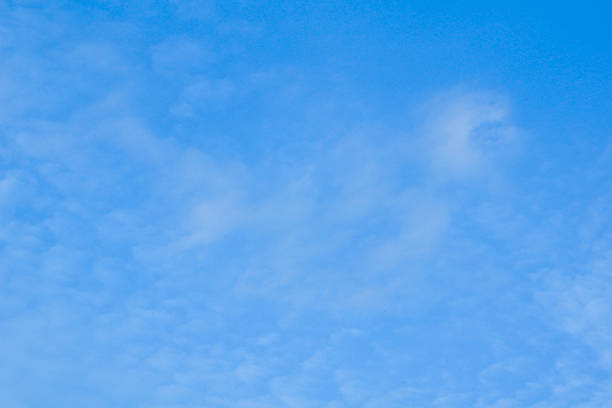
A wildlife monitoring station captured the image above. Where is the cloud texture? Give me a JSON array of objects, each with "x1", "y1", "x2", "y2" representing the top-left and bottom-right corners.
[{"x1": 1, "y1": 1, "x2": 611, "y2": 407}]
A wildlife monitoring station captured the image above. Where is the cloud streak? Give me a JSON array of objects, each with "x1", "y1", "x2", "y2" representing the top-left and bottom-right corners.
[{"x1": 1, "y1": 2, "x2": 610, "y2": 408}]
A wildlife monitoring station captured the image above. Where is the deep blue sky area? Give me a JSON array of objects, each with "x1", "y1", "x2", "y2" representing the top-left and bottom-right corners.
[{"x1": 1, "y1": 1, "x2": 611, "y2": 407}]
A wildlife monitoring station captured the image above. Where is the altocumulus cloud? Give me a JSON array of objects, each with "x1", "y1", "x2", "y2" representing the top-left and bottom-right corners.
[{"x1": 1, "y1": 1, "x2": 612, "y2": 408}]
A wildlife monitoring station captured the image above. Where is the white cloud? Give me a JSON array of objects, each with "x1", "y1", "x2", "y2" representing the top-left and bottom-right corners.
[
  {"x1": 423, "y1": 89, "x2": 518, "y2": 179},
  {"x1": 7, "y1": 6, "x2": 593, "y2": 408},
  {"x1": 171, "y1": 77, "x2": 236, "y2": 116}
]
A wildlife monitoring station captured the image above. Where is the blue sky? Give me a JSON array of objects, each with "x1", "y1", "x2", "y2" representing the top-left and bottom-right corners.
[{"x1": 1, "y1": 1, "x2": 612, "y2": 407}]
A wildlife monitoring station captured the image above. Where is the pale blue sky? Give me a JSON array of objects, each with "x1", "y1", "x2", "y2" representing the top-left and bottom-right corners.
[{"x1": 1, "y1": 1, "x2": 612, "y2": 407}]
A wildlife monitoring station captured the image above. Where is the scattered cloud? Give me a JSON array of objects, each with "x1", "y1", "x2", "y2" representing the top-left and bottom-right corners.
[{"x1": 1, "y1": 2, "x2": 609, "y2": 407}]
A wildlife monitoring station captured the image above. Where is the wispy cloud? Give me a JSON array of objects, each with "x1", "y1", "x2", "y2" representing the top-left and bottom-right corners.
[{"x1": 1, "y1": 1, "x2": 610, "y2": 407}]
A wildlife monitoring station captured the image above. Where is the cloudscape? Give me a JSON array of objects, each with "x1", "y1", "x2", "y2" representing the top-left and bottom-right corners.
[{"x1": 1, "y1": 1, "x2": 611, "y2": 407}]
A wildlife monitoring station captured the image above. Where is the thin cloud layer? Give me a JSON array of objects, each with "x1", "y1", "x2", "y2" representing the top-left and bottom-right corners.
[{"x1": 1, "y1": 2, "x2": 611, "y2": 408}]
